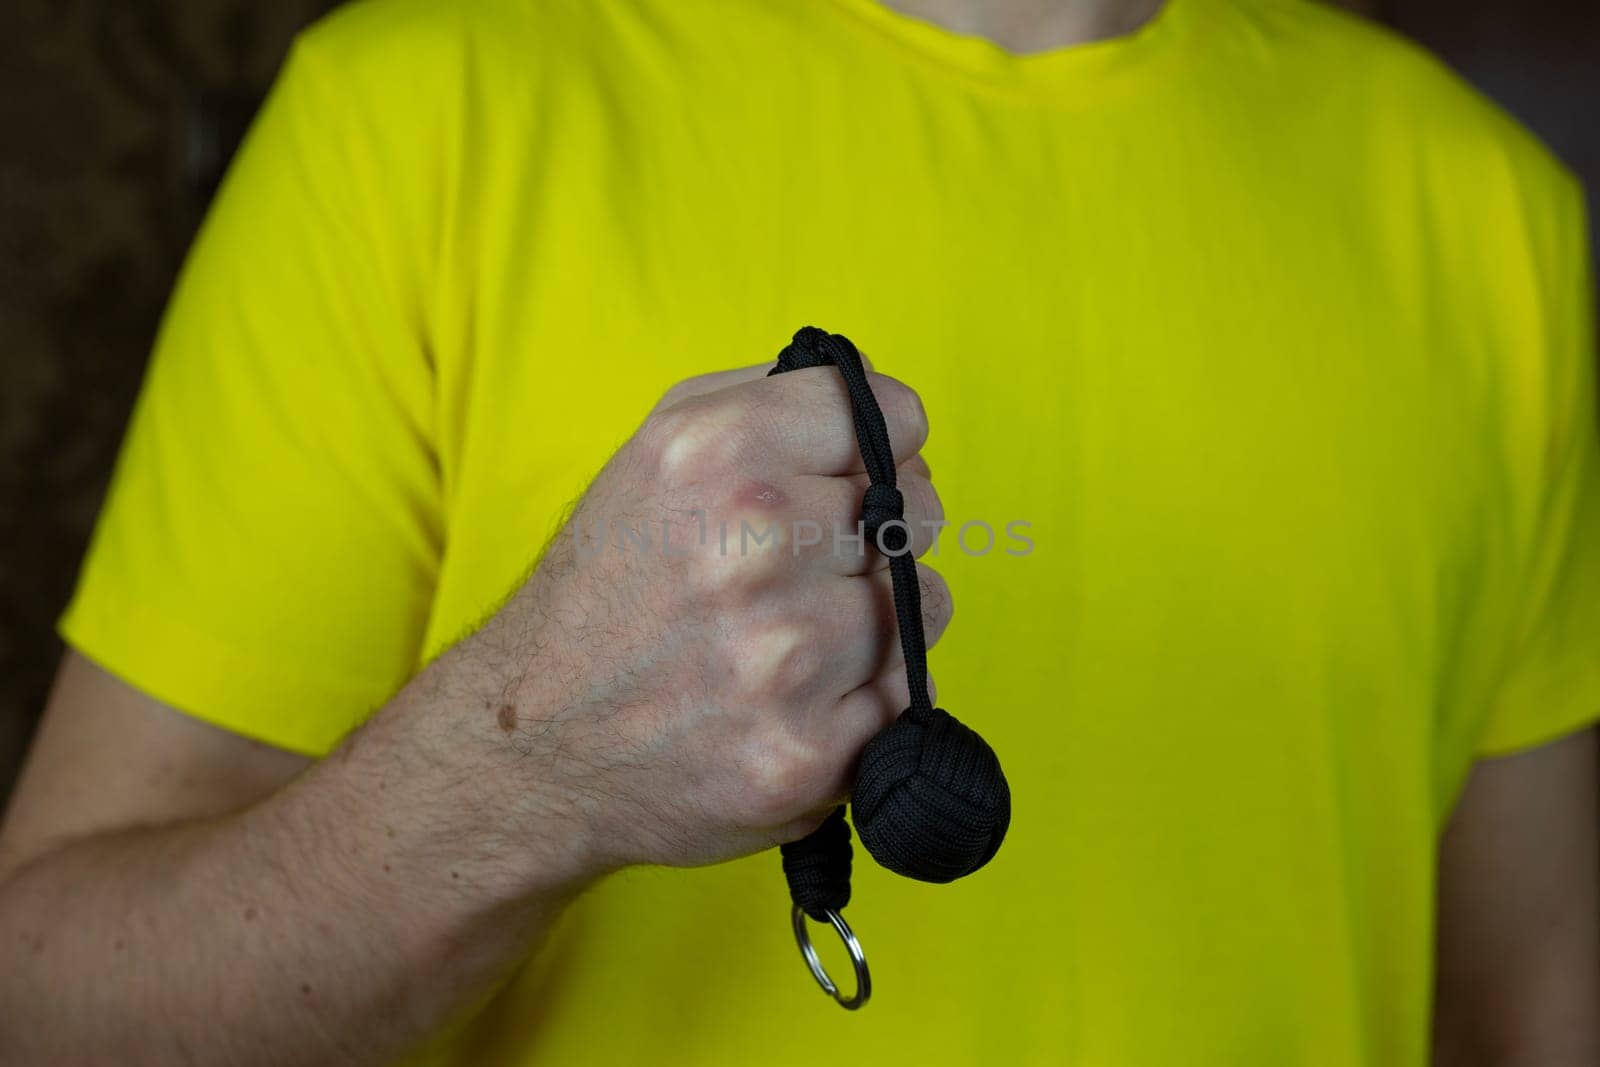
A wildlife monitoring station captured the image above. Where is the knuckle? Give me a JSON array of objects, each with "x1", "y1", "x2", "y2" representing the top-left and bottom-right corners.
[
  {"x1": 720, "y1": 481, "x2": 792, "y2": 557},
  {"x1": 685, "y1": 548, "x2": 768, "y2": 603},
  {"x1": 724, "y1": 477, "x2": 791, "y2": 513},
  {"x1": 636, "y1": 408, "x2": 686, "y2": 469},
  {"x1": 729, "y1": 625, "x2": 818, "y2": 700},
  {"x1": 743, "y1": 731, "x2": 827, "y2": 822},
  {"x1": 683, "y1": 517, "x2": 788, "y2": 602},
  {"x1": 727, "y1": 515, "x2": 788, "y2": 571},
  {"x1": 640, "y1": 401, "x2": 742, "y2": 484}
]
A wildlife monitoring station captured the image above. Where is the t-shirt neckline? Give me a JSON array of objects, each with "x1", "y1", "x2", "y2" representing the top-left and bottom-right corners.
[{"x1": 816, "y1": 0, "x2": 1210, "y2": 100}]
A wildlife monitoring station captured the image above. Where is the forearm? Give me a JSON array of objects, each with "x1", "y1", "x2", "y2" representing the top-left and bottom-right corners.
[
  {"x1": 0, "y1": 361, "x2": 939, "y2": 1062},
  {"x1": 0, "y1": 672, "x2": 591, "y2": 1067},
  {"x1": 1433, "y1": 1023, "x2": 1600, "y2": 1067},
  {"x1": 1432, "y1": 728, "x2": 1600, "y2": 1067},
  {"x1": 1432, "y1": 944, "x2": 1600, "y2": 1067}
]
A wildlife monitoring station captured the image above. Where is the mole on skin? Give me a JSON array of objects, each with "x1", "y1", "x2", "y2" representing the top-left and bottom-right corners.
[{"x1": 497, "y1": 703, "x2": 518, "y2": 733}]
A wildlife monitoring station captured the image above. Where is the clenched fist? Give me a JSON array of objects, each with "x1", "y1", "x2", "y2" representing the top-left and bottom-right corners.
[{"x1": 421, "y1": 364, "x2": 951, "y2": 881}]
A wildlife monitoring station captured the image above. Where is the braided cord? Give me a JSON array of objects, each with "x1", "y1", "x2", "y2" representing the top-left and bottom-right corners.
[{"x1": 772, "y1": 327, "x2": 1013, "y2": 924}]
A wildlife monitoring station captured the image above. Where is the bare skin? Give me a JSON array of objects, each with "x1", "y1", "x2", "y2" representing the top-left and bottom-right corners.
[
  {"x1": 882, "y1": 0, "x2": 1168, "y2": 53},
  {"x1": 0, "y1": 364, "x2": 950, "y2": 1065},
  {"x1": 1433, "y1": 727, "x2": 1600, "y2": 1067},
  {"x1": 1, "y1": 3, "x2": 1595, "y2": 1064}
]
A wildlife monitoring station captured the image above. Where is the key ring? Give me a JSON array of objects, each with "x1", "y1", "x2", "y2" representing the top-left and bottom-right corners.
[{"x1": 790, "y1": 903, "x2": 872, "y2": 1010}]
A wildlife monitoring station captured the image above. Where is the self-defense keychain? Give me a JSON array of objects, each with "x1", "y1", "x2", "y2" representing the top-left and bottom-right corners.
[{"x1": 770, "y1": 327, "x2": 1012, "y2": 1010}]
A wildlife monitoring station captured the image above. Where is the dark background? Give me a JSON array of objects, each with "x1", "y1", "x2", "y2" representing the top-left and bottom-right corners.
[{"x1": 1, "y1": 0, "x2": 1596, "y2": 796}]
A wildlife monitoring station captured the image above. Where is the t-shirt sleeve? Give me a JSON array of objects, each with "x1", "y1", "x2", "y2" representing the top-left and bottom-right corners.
[
  {"x1": 58, "y1": 20, "x2": 444, "y2": 757},
  {"x1": 1476, "y1": 175, "x2": 1600, "y2": 757}
]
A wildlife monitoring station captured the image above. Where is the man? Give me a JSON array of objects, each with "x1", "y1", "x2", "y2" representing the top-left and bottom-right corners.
[{"x1": 1, "y1": 0, "x2": 1596, "y2": 1062}]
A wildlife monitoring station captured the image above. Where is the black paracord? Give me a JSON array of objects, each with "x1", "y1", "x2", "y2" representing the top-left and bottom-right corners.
[{"x1": 770, "y1": 327, "x2": 1012, "y2": 1005}]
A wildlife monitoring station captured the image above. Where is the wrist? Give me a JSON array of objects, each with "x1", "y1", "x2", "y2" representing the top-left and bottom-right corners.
[{"x1": 348, "y1": 649, "x2": 609, "y2": 902}]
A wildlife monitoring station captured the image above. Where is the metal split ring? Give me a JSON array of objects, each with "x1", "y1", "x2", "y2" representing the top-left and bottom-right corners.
[{"x1": 790, "y1": 903, "x2": 871, "y2": 1010}]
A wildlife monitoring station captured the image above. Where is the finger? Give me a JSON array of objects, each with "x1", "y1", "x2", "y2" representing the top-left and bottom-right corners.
[
  {"x1": 727, "y1": 368, "x2": 929, "y2": 477},
  {"x1": 806, "y1": 563, "x2": 954, "y2": 700},
  {"x1": 785, "y1": 471, "x2": 945, "y2": 575},
  {"x1": 798, "y1": 670, "x2": 939, "y2": 806},
  {"x1": 654, "y1": 345, "x2": 881, "y2": 414},
  {"x1": 652, "y1": 363, "x2": 773, "y2": 412}
]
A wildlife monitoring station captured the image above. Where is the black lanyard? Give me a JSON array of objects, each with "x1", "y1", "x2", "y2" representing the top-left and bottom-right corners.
[{"x1": 770, "y1": 326, "x2": 1012, "y2": 1009}]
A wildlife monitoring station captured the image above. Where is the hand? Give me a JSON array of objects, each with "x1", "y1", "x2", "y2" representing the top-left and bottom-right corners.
[{"x1": 435, "y1": 364, "x2": 951, "y2": 880}]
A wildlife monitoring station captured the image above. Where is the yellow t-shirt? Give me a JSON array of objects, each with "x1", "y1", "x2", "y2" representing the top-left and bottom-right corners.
[{"x1": 60, "y1": 0, "x2": 1600, "y2": 1062}]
